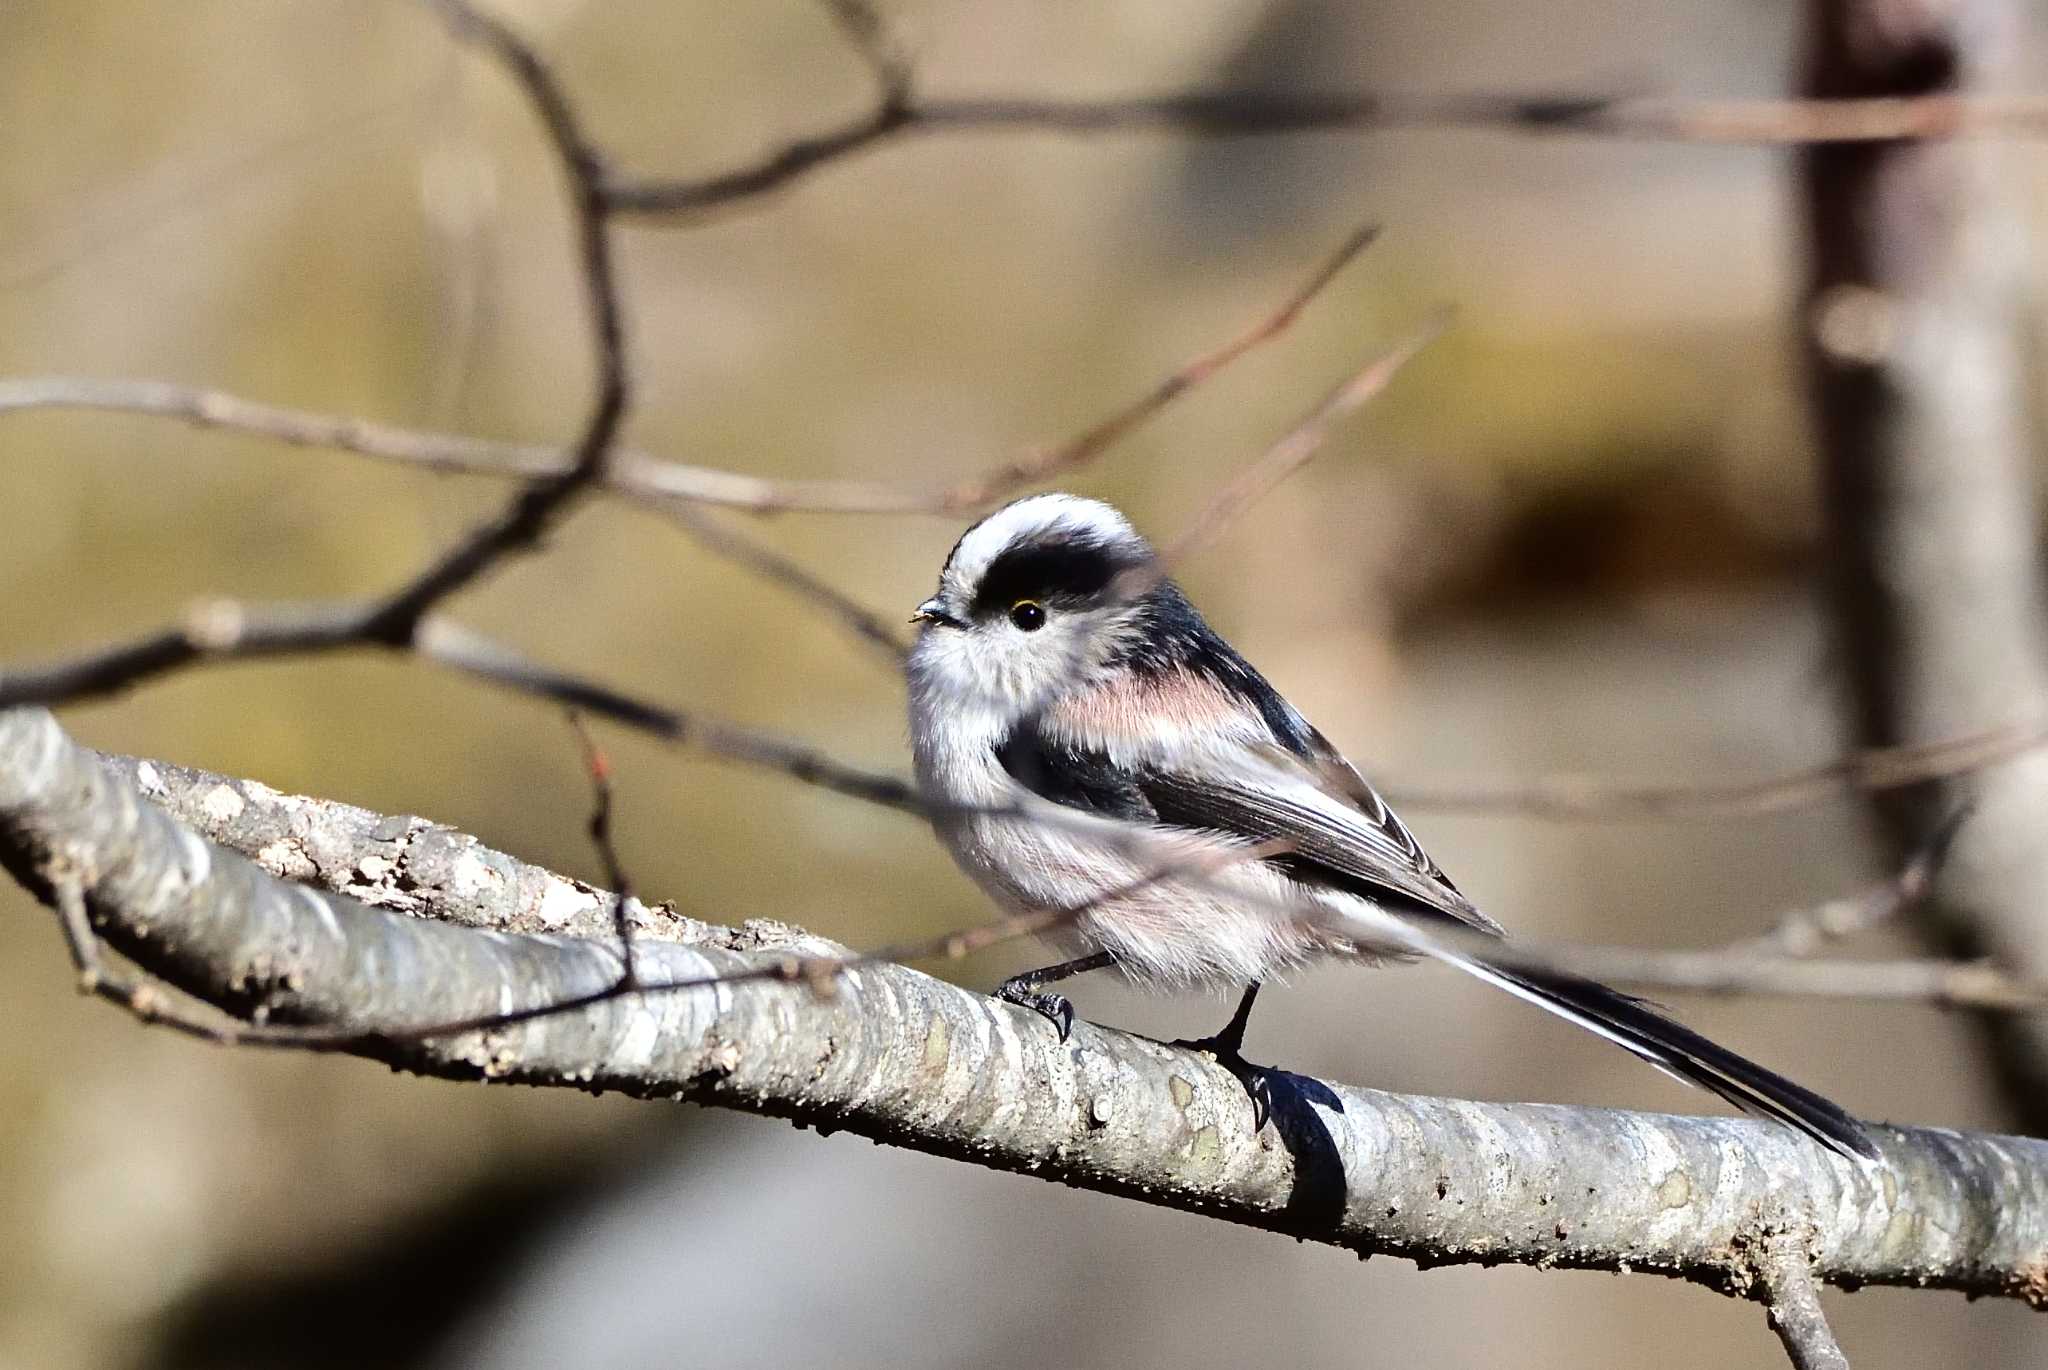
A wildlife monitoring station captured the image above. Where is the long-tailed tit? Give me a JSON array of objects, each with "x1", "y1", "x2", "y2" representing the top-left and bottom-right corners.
[{"x1": 907, "y1": 493, "x2": 1873, "y2": 1158}]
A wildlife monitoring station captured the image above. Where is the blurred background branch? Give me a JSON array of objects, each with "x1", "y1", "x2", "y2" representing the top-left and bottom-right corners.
[
  {"x1": 604, "y1": 90, "x2": 2048, "y2": 219},
  {"x1": 1800, "y1": 0, "x2": 2048, "y2": 1134},
  {"x1": 0, "y1": 220, "x2": 1382, "y2": 518}
]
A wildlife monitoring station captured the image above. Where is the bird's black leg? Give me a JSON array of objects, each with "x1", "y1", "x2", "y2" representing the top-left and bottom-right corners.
[
  {"x1": 995, "y1": 951, "x2": 1115, "y2": 1041},
  {"x1": 1172, "y1": 982, "x2": 1271, "y2": 1126},
  {"x1": 1204, "y1": 981, "x2": 1261, "y2": 1058}
]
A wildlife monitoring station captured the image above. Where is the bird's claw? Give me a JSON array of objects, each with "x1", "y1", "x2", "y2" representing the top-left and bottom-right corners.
[{"x1": 996, "y1": 976, "x2": 1077, "y2": 1041}]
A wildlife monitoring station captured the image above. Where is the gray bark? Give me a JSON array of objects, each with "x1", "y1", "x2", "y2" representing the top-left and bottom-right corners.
[
  {"x1": 3, "y1": 707, "x2": 2047, "y2": 1308},
  {"x1": 1799, "y1": 0, "x2": 2048, "y2": 1126},
  {"x1": 1760, "y1": 1236, "x2": 1855, "y2": 1370}
]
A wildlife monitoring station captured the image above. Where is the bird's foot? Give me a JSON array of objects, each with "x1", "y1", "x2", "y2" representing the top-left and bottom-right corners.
[
  {"x1": 995, "y1": 975, "x2": 1077, "y2": 1042},
  {"x1": 1169, "y1": 1030, "x2": 1273, "y2": 1130}
]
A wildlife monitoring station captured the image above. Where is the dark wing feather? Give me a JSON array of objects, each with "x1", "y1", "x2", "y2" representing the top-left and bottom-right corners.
[
  {"x1": 994, "y1": 714, "x2": 1156, "y2": 824},
  {"x1": 1137, "y1": 766, "x2": 1505, "y2": 936},
  {"x1": 1299, "y1": 725, "x2": 1468, "y2": 896},
  {"x1": 999, "y1": 696, "x2": 1502, "y2": 936}
]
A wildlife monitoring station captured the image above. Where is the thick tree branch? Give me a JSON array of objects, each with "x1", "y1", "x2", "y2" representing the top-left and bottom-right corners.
[{"x1": 4, "y1": 707, "x2": 2047, "y2": 1308}]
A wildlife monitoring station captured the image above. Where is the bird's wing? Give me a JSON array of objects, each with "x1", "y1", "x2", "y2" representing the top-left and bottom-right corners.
[
  {"x1": 1008, "y1": 674, "x2": 1875, "y2": 1160},
  {"x1": 1013, "y1": 678, "x2": 1504, "y2": 937},
  {"x1": 1134, "y1": 742, "x2": 1505, "y2": 937}
]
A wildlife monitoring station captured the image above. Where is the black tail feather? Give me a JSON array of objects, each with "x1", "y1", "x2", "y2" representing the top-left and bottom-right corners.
[{"x1": 1456, "y1": 956, "x2": 1878, "y2": 1160}]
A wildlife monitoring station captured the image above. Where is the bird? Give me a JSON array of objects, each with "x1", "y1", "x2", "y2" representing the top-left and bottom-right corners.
[{"x1": 905, "y1": 492, "x2": 1875, "y2": 1159}]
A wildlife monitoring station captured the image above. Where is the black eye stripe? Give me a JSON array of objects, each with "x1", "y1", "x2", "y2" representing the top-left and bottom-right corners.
[{"x1": 970, "y1": 536, "x2": 1130, "y2": 617}]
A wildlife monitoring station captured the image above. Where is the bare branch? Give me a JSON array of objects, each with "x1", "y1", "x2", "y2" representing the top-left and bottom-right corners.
[
  {"x1": 566, "y1": 712, "x2": 645, "y2": 988},
  {"x1": 1487, "y1": 945, "x2": 2045, "y2": 1012},
  {"x1": 409, "y1": 619, "x2": 930, "y2": 813},
  {"x1": 0, "y1": 230, "x2": 1395, "y2": 805},
  {"x1": 369, "y1": 0, "x2": 628, "y2": 637},
  {"x1": 602, "y1": 91, "x2": 2048, "y2": 220},
  {"x1": 1755, "y1": 1233, "x2": 1853, "y2": 1370},
  {"x1": 10, "y1": 577, "x2": 2048, "y2": 865},
  {"x1": 1800, "y1": 0, "x2": 2048, "y2": 1130},
  {"x1": 665, "y1": 504, "x2": 909, "y2": 665},
  {"x1": 0, "y1": 223, "x2": 1375, "y2": 520},
  {"x1": 0, "y1": 2, "x2": 630, "y2": 713},
  {"x1": 0, "y1": 375, "x2": 901, "y2": 512},
  {"x1": 1098, "y1": 310, "x2": 1447, "y2": 610},
  {"x1": 0, "y1": 1, "x2": 629, "y2": 708},
  {"x1": 1461, "y1": 830, "x2": 2046, "y2": 1014},
  {"x1": 1154, "y1": 307, "x2": 1450, "y2": 569},
  {"x1": 10, "y1": 602, "x2": 2048, "y2": 861},
  {"x1": 1385, "y1": 718, "x2": 2048, "y2": 819},
  {"x1": 6, "y1": 707, "x2": 2048, "y2": 1307},
  {"x1": 928, "y1": 221, "x2": 1380, "y2": 515},
  {"x1": 107, "y1": 731, "x2": 2047, "y2": 1017},
  {"x1": 816, "y1": 0, "x2": 913, "y2": 109},
  {"x1": 0, "y1": 604, "x2": 940, "y2": 835},
  {"x1": 1726, "y1": 806, "x2": 1968, "y2": 958}
]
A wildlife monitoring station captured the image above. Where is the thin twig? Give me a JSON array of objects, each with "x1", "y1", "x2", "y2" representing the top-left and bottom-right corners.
[
  {"x1": 0, "y1": 374, "x2": 915, "y2": 511},
  {"x1": 410, "y1": 618, "x2": 927, "y2": 813},
  {"x1": 417, "y1": 622, "x2": 1256, "y2": 881},
  {"x1": 816, "y1": 0, "x2": 913, "y2": 108},
  {"x1": 568, "y1": 712, "x2": 643, "y2": 987},
  {"x1": 0, "y1": 233, "x2": 1403, "y2": 818},
  {"x1": 367, "y1": 0, "x2": 627, "y2": 639},
  {"x1": 602, "y1": 91, "x2": 2048, "y2": 219},
  {"x1": 1446, "y1": 827, "x2": 2044, "y2": 1012},
  {"x1": 1154, "y1": 307, "x2": 1451, "y2": 568},
  {"x1": 0, "y1": 0, "x2": 628, "y2": 695},
  {"x1": 0, "y1": 1, "x2": 628, "y2": 699},
  {"x1": 928, "y1": 221, "x2": 1381, "y2": 514},
  {"x1": 1485, "y1": 944, "x2": 2045, "y2": 1011},
  {"x1": 1756, "y1": 1235, "x2": 1853, "y2": 1370},
  {"x1": 666, "y1": 504, "x2": 909, "y2": 664},
  {"x1": 10, "y1": 594, "x2": 2048, "y2": 854},
  {"x1": 1095, "y1": 309, "x2": 1447, "y2": 615},
  {"x1": 50, "y1": 871, "x2": 353, "y2": 1047},
  {"x1": 653, "y1": 836, "x2": 1297, "y2": 1002},
  {"x1": 1726, "y1": 804, "x2": 1969, "y2": 957},
  {"x1": 1385, "y1": 718, "x2": 2048, "y2": 820},
  {"x1": 0, "y1": 223, "x2": 1376, "y2": 519}
]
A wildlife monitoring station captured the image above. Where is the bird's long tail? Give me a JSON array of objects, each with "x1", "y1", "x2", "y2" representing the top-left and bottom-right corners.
[{"x1": 1441, "y1": 952, "x2": 1878, "y2": 1160}]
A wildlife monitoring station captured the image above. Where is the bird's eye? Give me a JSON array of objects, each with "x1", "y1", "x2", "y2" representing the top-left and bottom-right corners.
[{"x1": 1008, "y1": 600, "x2": 1046, "y2": 632}]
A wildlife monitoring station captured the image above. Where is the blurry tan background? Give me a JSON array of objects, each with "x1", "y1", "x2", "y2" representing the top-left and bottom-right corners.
[{"x1": 4, "y1": 1, "x2": 2047, "y2": 1367}]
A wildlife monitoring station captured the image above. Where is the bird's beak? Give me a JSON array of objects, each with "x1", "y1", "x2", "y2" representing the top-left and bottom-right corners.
[{"x1": 910, "y1": 598, "x2": 959, "y2": 628}]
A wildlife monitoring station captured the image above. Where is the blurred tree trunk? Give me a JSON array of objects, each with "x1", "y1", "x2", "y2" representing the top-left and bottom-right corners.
[{"x1": 1800, "y1": 0, "x2": 2048, "y2": 1129}]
